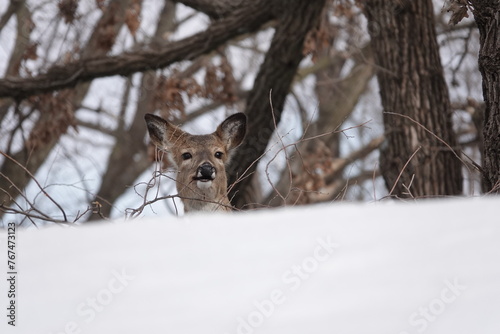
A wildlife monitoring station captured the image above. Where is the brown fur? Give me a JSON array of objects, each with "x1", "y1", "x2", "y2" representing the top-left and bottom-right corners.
[{"x1": 145, "y1": 113, "x2": 246, "y2": 212}]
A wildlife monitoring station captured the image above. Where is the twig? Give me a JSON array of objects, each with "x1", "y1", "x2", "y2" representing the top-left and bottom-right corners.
[
  {"x1": 384, "y1": 112, "x2": 474, "y2": 173},
  {"x1": 388, "y1": 146, "x2": 421, "y2": 197},
  {"x1": 372, "y1": 162, "x2": 379, "y2": 201},
  {"x1": 0, "y1": 205, "x2": 70, "y2": 225},
  {"x1": 0, "y1": 151, "x2": 68, "y2": 222},
  {"x1": 0, "y1": 173, "x2": 52, "y2": 221},
  {"x1": 402, "y1": 174, "x2": 416, "y2": 199},
  {"x1": 265, "y1": 88, "x2": 294, "y2": 205}
]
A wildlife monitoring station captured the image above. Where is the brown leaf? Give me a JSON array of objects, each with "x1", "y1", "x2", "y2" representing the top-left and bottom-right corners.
[
  {"x1": 58, "y1": 0, "x2": 79, "y2": 24},
  {"x1": 26, "y1": 90, "x2": 77, "y2": 151},
  {"x1": 125, "y1": 0, "x2": 142, "y2": 36},
  {"x1": 95, "y1": 0, "x2": 106, "y2": 11},
  {"x1": 302, "y1": 9, "x2": 332, "y2": 62},
  {"x1": 203, "y1": 59, "x2": 237, "y2": 104},
  {"x1": 219, "y1": 56, "x2": 237, "y2": 103},
  {"x1": 204, "y1": 64, "x2": 218, "y2": 99},
  {"x1": 153, "y1": 75, "x2": 189, "y2": 117},
  {"x1": 444, "y1": 0, "x2": 470, "y2": 25},
  {"x1": 23, "y1": 43, "x2": 38, "y2": 61}
]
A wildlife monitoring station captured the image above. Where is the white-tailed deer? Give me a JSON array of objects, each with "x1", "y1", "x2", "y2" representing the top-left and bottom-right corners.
[{"x1": 145, "y1": 113, "x2": 246, "y2": 212}]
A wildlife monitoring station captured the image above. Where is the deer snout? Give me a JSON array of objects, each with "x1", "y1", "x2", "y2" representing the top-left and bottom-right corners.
[{"x1": 196, "y1": 162, "x2": 216, "y2": 181}]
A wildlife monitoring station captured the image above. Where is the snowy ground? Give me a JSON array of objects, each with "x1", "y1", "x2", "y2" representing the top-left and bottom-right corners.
[{"x1": 1, "y1": 198, "x2": 499, "y2": 334}]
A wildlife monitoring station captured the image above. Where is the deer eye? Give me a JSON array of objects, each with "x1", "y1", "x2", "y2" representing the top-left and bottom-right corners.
[
  {"x1": 214, "y1": 151, "x2": 223, "y2": 159},
  {"x1": 181, "y1": 152, "x2": 192, "y2": 160}
]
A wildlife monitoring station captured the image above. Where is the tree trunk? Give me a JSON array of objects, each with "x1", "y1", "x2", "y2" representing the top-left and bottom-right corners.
[
  {"x1": 363, "y1": 0, "x2": 463, "y2": 198},
  {"x1": 90, "y1": 1, "x2": 177, "y2": 219},
  {"x1": 265, "y1": 46, "x2": 375, "y2": 207},
  {"x1": 469, "y1": 0, "x2": 500, "y2": 193},
  {"x1": 227, "y1": 0, "x2": 327, "y2": 209},
  {"x1": 0, "y1": 0, "x2": 31, "y2": 125},
  {"x1": 0, "y1": 0, "x2": 132, "y2": 213}
]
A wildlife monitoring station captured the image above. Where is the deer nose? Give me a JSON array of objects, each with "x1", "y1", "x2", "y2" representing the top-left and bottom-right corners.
[{"x1": 197, "y1": 162, "x2": 216, "y2": 180}]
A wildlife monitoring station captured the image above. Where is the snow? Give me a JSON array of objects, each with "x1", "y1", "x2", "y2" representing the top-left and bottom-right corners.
[{"x1": 1, "y1": 198, "x2": 500, "y2": 334}]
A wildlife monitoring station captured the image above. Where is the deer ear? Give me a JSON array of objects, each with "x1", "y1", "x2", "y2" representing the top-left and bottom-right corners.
[
  {"x1": 144, "y1": 114, "x2": 186, "y2": 149},
  {"x1": 216, "y1": 113, "x2": 247, "y2": 150}
]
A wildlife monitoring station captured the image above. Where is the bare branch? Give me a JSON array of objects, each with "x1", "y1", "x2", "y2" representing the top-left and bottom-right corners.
[
  {"x1": 0, "y1": 0, "x2": 23, "y2": 33},
  {"x1": 0, "y1": 151, "x2": 68, "y2": 221},
  {"x1": 384, "y1": 112, "x2": 476, "y2": 173},
  {"x1": 227, "y1": 0, "x2": 327, "y2": 208},
  {"x1": 388, "y1": 146, "x2": 421, "y2": 197},
  {"x1": 0, "y1": 2, "x2": 274, "y2": 100}
]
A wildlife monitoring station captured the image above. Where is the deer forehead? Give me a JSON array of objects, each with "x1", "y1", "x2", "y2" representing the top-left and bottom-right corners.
[{"x1": 171, "y1": 134, "x2": 226, "y2": 155}]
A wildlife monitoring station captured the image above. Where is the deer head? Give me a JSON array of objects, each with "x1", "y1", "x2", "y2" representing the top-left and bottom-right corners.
[{"x1": 145, "y1": 113, "x2": 246, "y2": 212}]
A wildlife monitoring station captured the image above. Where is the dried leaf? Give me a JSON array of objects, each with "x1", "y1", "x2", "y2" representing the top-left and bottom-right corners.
[
  {"x1": 97, "y1": 26, "x2": 117, "y2": 50},
  {"x1": 444, "y1": 0, "x2": 470, "y2": 25},
  {"x1": 153, "y1": 75, "x2": 197, "y2": 117},
  {"x1": 58, "y1": 0, "x2": 79, "y2": 24},
  {"x1": 204, "y1": 64, "x2": 218, "y2": 99},
  {"x1": 125, "y1": 0, "x2": 142, "y2": 36},
  {"x1": 219, "y1": 56, "x2": 237, "y2": 103},
  {"x1": 95, "y1": 0, "x2": 105, "y2": 11},
  {"x1": 26, "y1": 90, "x2": 78, "y2": 151},
  {"x1": 96, "y1": 2, "x2": 120, "y2": 50},
  {"x1": 203, "y1": 59, "x2": 237, "y2": 104},
  {"x1": 23, "y1": 43, "x2": 38, "y2": 61},
  {"x1": 285, "y1": 140, "x2": 336, "y2": 205},
  {"x1": 303, "y1": 11, "x2": 331, "y2": 62}
]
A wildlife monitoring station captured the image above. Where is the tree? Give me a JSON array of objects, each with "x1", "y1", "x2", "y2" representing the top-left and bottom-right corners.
[
  {"x1": 0, "y1": 0, "x2": 135, "y2": 217},
  {"x1": 363, "y1": 0, "x2": 463, "y2": 198},
  {"x1": 0, "y1": 0, "x2": 484, "y2": 225},
  {"x1": 468, "y1": 0, "x2": 500, "y2": 193},
  {"x1": 225, "y1": 0, "x2": 327, "y2": 208}
]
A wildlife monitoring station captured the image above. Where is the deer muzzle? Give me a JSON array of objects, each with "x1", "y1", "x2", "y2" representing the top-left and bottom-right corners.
[{"x1": 195, "y1": 162, "x2": 216, "y2": 182}]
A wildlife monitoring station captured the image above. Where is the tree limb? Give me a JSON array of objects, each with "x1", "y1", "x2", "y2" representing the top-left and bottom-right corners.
[
  {"x1": 227, "y1": 0, "x2": 327, "y2": 209},
  {"x1": 0, "y1": 0, "x2": 22, "y2": 33},
  {"x1": 173, "y1": 0, "x2": 239, "y2": 18},
  {"x1": 0, "y1": 2, "x2": 274, "y2": 100}
]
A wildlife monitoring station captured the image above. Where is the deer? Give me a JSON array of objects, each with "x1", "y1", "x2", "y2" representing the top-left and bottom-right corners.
[{"x1": 144, "y1": 113, "x2": 246, "y2": 213}]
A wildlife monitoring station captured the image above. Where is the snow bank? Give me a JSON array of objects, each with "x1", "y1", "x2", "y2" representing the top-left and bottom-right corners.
[{"x1": 1, "y1": 198, "x2": 499, "y2": 334}]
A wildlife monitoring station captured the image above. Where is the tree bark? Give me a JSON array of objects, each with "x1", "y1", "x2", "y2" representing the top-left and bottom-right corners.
[
  {"x1": 227, "y1": 0, "x2": 327, "y2": 209},
  {"x1": 469, "y1": 0, "x2": 500, "y2": 193},
  {"x1": 173, "y1": 0, "x2": 238, "y2": 18},
  {"x1": 363, "y1": 0, "x2": 463, "y2": 198}
]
